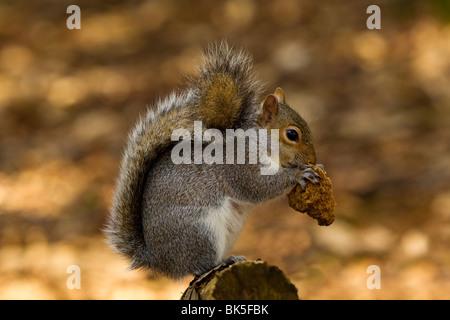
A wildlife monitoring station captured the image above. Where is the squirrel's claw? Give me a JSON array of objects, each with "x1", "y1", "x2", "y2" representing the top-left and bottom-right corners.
[
  {"x1": 297, "y1": 165, "x2": 320, "y2": 190},
  {"x1": 315, "y1": 163, "x2": 324, "y2": 170},
  {"x1": 298, "y1": 179, "x2": 308, "y2": 191}
]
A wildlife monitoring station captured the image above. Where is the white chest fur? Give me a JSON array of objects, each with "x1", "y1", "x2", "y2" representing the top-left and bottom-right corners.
[{"x1": 203, "y1": 198, "x2": 253, "y2": 260}]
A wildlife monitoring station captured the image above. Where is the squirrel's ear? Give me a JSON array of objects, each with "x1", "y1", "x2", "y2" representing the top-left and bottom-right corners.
[
  {"x1": 261, "y1": 94, "x2": 279, "y2": 124},
  {"x1": 274, "y1": 87, "x2": 285, "y2": 104}
]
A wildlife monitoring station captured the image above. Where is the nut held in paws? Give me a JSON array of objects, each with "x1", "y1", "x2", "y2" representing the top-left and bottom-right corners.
[{"x1": 287, "y1": 165, "x2": 336, "y2": 226}]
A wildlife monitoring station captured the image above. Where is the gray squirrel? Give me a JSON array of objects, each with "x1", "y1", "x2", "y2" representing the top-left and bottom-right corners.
[{"x1": 104, "y1": 41, "x2": 321, "y2": 279}]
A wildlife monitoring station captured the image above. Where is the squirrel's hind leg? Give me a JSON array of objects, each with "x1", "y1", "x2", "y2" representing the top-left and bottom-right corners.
[{"x1": 223, "y1": 255, "x2": 247, "y2": 264}]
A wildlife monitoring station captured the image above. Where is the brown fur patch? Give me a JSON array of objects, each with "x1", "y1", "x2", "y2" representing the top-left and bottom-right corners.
[{"x1": 198, "y1": 74, "x2": 242, "y2": 129}]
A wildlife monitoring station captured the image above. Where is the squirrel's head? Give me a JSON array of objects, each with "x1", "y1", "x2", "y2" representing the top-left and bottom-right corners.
[{"x1": 257, "y1": 87, "x2": 316, "y2": 167}]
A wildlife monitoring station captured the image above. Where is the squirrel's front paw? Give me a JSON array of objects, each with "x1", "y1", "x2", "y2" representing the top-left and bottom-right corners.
[{"x1": 296, "y1": 164, "x2": 321, "y2": 190}]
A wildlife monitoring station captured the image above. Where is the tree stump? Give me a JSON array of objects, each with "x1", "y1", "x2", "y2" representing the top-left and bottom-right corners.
[{"x1": 181, "y1": 260, "x2": 299, "y2": 300}]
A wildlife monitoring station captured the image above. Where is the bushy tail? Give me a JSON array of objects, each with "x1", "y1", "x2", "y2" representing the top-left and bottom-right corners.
[{"x1": 104, "y1": 41, "x2": 263, "y2": 269}]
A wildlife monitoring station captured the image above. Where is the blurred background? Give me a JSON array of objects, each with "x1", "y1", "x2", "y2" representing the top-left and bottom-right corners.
[{"x1": 0, "y1": 0, "x2": 449, "y2": 299}]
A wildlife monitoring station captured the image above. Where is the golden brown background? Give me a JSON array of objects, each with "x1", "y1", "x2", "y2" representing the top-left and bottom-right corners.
[{"x1": 0, "y1": 0, "x2": 449, "y2": 299}]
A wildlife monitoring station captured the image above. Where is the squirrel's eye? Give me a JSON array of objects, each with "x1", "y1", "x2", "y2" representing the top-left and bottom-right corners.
[{"x1": 285, "y1": 129, "x2": 299, "y2": 142}]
